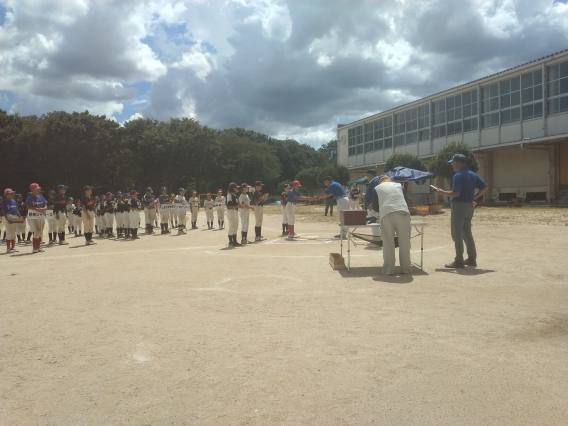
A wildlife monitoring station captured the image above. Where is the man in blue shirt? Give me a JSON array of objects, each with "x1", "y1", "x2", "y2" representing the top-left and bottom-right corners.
[
  {"x1": 437, "y1": 154, "x2": 488, "y2": 268},
  {"x1": 312, "y1": 176, "x2": 350, "y2": 238},
  {"x1": 363, "y1": 168, "x2": 380, "y2": 211}
]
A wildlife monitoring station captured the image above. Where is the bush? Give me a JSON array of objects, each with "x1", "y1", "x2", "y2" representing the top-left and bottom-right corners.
[{"x1": 384, "y1": 153, "x2": 426, "y2": 174}]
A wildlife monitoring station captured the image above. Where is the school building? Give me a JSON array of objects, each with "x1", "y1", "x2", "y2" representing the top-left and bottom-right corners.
[{"x1": 337, "y1": 50, "x2": 568, "y2": 204}]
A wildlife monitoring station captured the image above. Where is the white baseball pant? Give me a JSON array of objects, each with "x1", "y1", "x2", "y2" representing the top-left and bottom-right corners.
[
  {"x1": 82, "y1": 213, "x2": 95, "y2": 233},
  {"x1": 227, "y1": 210, "x2": 239, "y2": 235},
  {"x1": 177, "y1": 209, "x2": 187, "y2": 226},
  {"x1": 144, "y1": 208, "x2": 156, "y2": 226},
  {"x1": 350, "y1": 199, "x2": 359, "y2": 209},
  {"x1": 16, "y1": 218, "x2": 26, "y2": 235},
  {"x1": 4, "y1": 215, "x2": 19, "y2": 240},
  {"x1": 285, "y1": 203, "x2": 296, "y2": 225},
  {"x1": 54, "y1": 212, "x2": 66, "y2": 233},
  {"x1": 28, "y1": 217, "x2": 45, "y2": 238},
  {"x1": 335, "y1": 196, "x2": 351, "y2": 238},
  {"x1": 104, "y1": 212, "x2": 114, "y2": 231},
  {"x1": 216, "y1": 208, "x2": 225, "y2": 222},
  {"x1": 205, "y1": 208, "x2": 214, "y2": 222},
  {"x1": 239, "y1": 209, "x2": 250, "y2": 232},
  {"x1": 129, "y1": 210, "x2": 140, "y2": 229},
  {"x1": 191, "y1": 207, "x2": 199, "y2": 223},
  {"x1": 281, "y1": 205, "x2": 288, "y2": 224},
  {"x1": 160, "y1": 209, "x2": 170, "y2": 224},
  {"x1": 47, "y1": 216, "x2": 55, "y2": 233},
  {"x1": 254, "y1": 205, "x2": 263, "y2": 226}
]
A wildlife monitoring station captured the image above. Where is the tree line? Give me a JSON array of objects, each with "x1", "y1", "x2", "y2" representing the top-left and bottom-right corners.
[{"x1": 0, "y1": 109, "x2": 346, "y2": 197}]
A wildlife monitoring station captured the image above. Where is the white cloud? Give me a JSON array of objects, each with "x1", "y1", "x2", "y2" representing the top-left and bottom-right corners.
[
  {"x1": 171, "y1": 45, "x2": 215, "y2": 81},
  {"x1": 243, "y1": 0, "x2": 292, "y2": 41}
]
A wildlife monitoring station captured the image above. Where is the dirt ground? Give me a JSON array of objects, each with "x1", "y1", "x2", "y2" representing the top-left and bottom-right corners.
[{"x1": 1, "y1": 205, "x2": 566, "y2": 425}]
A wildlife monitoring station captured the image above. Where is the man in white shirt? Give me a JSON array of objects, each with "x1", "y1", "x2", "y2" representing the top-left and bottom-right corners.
[{"x1": 375, "y1": 175, "x2": 411, "y2": 275}]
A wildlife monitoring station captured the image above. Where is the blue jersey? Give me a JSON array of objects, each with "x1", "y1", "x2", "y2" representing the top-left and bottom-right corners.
[
  {"x1": 287, "y1": 189, "x2": 302, "y2": 203},
  {"x1": 451, "y1": 168, "x2": 487, "y2": 203},
  {"x1": 324, "y1": 181, "x2": 347, "y2": 199},
  {"x1": 364, "y1": 177, "x2": 379, "y2": 209},
  {"x1": 1, "y1": 199, "x2": 19, "y2": 215},
  {"x1": 26, "y1": 194, "x2": 47, "y2": 209}
]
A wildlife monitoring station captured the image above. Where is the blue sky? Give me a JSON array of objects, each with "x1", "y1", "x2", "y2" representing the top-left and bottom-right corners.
[{"x1": 1, "y1": 0, "x2": 567, "y2": 146}]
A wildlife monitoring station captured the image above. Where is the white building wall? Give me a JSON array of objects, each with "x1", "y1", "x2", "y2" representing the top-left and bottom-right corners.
[{"x1": 493, "y1": 148, "x2": 549, "y2": 199}]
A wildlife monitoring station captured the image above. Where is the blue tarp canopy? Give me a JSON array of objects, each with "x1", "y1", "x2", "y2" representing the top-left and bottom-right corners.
[{"x1": 386, "y1": 166, "x2": 436, "y2": 182}]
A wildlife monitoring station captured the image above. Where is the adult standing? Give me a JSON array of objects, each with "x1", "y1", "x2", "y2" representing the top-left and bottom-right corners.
[
  {"x1": 311, "y1": 177, "x2": 350, "y2": 239},
  {"x1": 375, "y1": 175, "x2": 411, "y2": 275},
  {"x1": 252, "y1": 181, "x2": 269, "y2": 241},
  {"x1": 26, "y1": 183, "x2": 47, "y2": 253},
  {"x1": 436, "y1": 153, "x2": 488, "y2": 268},
  {"x1": 363, "y1": 168, "x2": 380, "y2": 212},
  {"x1": 142, "y1": 187, "x2": 156, "y2": 234},
  {"x1": 81, "y1": 186, "x2": 97, "y2": 245}
]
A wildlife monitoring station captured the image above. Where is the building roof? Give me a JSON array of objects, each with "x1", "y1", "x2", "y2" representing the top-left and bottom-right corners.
[{"x1": 339, "y1": 49, "x2": 568, "y2": 129}]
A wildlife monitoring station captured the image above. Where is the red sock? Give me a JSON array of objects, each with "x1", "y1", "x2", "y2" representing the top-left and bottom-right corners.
[
  {"x1": 33, "y1": 238, "x2": 39, "y2": 250},
  {"x1": 289, "y1": 225, "x2": 294, "y2": 235}
]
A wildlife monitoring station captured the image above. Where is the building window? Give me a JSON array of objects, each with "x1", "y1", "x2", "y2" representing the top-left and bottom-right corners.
[
  {"x1": 418, "y1": 104, "x2": 430, "y2": 141},
  {"x1": 481, "y1": 82, "x2": 499, "y2": 128},
  {"x1": 547, "y1": 60, "x2": 568, "y2": 115},
  {"x1": 364, "y1": 122, "x2": 374, "y2": 153},
  {"x1": 405, "y1": 108, "x2": 418, "y2": 145},
  {"x1": 462, "y1": 88, "x2": 478, "y2": 132},
  {"x1": 383, "y1": 116, "x2": 393, "y2": 149},
  {"x1": 446, "y1": 94, "x2": 462, "y2": 136},
  {"x1": 432, "y1": 99, "x2": 446, "y2": 138},
  {"x1": 348, "y1": 125, "x2": 363, "y2": 156},
  {"x1": 500, "y1": 76, "x2": 521, "y2": 125},
  {"x1": 520, "y1": 69, "x2": 543, "y2": 120}
]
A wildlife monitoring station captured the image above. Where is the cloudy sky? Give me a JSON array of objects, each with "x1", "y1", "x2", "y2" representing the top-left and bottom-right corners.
[{"x1": 1, "y1": 0, "x2": 567, "y2": 147}]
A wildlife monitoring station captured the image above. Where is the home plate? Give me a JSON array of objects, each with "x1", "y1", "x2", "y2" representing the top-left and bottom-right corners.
[{"x1": 304, "y1": 236, "x2": 319, "y2": 240}]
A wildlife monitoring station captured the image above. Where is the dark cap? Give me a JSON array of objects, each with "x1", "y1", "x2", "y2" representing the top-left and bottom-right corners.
[
  {"x1": 241, "y1": 183, "x2": 251, "y2": 188},
  {"x1": 130, "y1": 190, "x2": 139, "y2": 195},
  {"x1": 254, "y1": 181, "x2": 264, "y2": 186},
  {"x1": 283, "y1": 183, "x2": 290, "y2": 189},
  {"x1": 179, "y1": 188, "x2": 185, "y2": 192},
  {"x1": 58, "y1": 184, "x2": 68, "y2": 189},
  {"x1": 229, "y1": 182, "x2": 240, "y2": 189},
  {"x1": 367, "y1": 168, "x2": 377, "y2": 176},
  {"x1": 68, "y1": 197, "x2": 74, "y2": 201},
  {"x1": 106, "y1": 192, "x2": 113, "y2": 197},
  {"x1": 116, "y1": 191, "x2": 122, "y2": 195},
  {"x1": 15, "y1": 193, "x2": 22, "y2": 198},
  {"x1": 83, "y1": 185, "x2": 91, "y2": 191},
  {"x1": 449, "y1": 153, "x2": 467, "y2": 163},
  {"x1": 160, "y1": 187, "x2": 167, "y2": 191},
  {"x1": 146, "y1": 187, "x2": 153, "y2": 192},
  {"x1": 48, "y1": 189, "x2": 56, "y2": 194}
]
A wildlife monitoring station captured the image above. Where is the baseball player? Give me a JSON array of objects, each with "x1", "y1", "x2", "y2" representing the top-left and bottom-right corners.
[
  {"x1": 350, "y1": 184, "x2": 361, "y2": 209},
  {"x1": 174, "y1": 188, "x2": 188, "y2": 234},
  {"x1": 214, "y1": 190, "x2": 226, "y2": 229},
  {"x1": 103, "y1": 192, "x2": 115, "y2": 238},
  {"x1": 170, "y1": 193, "x2": 177, "y2": 229},
  {"x1": 203, "y1": 193, "x2": 215, "y2": 229},
  {"x1": 54, "y1": 184, "x2": 69, "y2": 245},
  {"x1": 1, "y1": 189, "x2": 22, "y2": 253},
  {"x1": 81, "y1": 186, "x2": 97, "y2": 245},
  {"x1": 95, "y1": 196, "x2": 103, "y2": 235},
  {"x1": 72, "y1": 199, "x2": 83, "y2": 237},
  {"x1": 226, "y1": 182, "x2": 241, "y2": 247},
  {"x1": 285, "y1": 180, "x2": 311, "y2": 239},
  {"x1": 142, "y1": 187, "x2": 157, "y2": 234},
  {"x1": 45, "y1": 190, "x2": 56, "y2": 244},
  {"x1": 26, "y1": 183, "x2": 47, "y2": 253},
  {"x1": 280, "y1": 184, "x2": 290, "y2": 236},
  {"x1": 16, "y1": 193, "x2": 28, "y2": 244},
  {"x1": 252, "y1": 181, "x2": 269, "y2": 241},
  {"x1": 158, "y1": 187, "x2": 172, "y2": 234},
  {"x1": 122, "y1": 192, "x2": 131, "y2": 238},
  {"x1": 188, "y1": 190, "x2": 200, "y2": 229},
  {"x1": 115, "y1": 193, "x2": 124, "y2": 238},
  {"x1": 238, "y1": 183, "x2": 253, "y2": 244},
  {"x1": 66, "y1": 197, "x2": 75, "y2": 235},
  {"x1": 128, "y1": 190, "x2": 142, "y2": 239}
]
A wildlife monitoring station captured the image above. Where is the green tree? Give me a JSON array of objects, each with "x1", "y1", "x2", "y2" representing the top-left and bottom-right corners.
[
  {"x1": 295, "y1": 167, "x2": 321, "y2": 195},
  {"x1": 429, "y1": 141, "x2": 479, "y2": 184},
  {"x1": 317, "y1": 140, "x2": 337, "y2": 164},
  {"x1": 384, "y1": 152, "x2": 426, "y2": 174},
  {"x1": 316, "y1": 165, "x2": 350, "y2": 186}
]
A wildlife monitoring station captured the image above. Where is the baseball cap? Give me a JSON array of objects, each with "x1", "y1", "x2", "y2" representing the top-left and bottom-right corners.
[
  {"x1": 179, "y1": 188, "x2": 185, "y2": 192},
  {"x1": 68, "y1": 197, "x2": 74, "y2": 201},
  {"x1": 449, "y1": 153, "x2": 467, "y2": 163},
  {"x1": 15, "y1": 193, "x2": 22, "y2": 198},
  {"x1": 58, "y1": 184, "x2": 68, "y2": 189},
  {"x1": 292, "y1": 180, "x2": 302, "y2": 187},
  {"x1": 4, "y1": 188, "x2": 15, "y2": 195},
  {"x1": 241, "y1": 183, "x2": 251, "y2": 188},
  {"x1": 229, "y1": 182, "x2": 240, "y2": 189},
  {"x1": 367, "y1": 168, "x2": 377, "y2": 176},
  {"x1": 116, "y1": 194, "x2": 123, "y2": 198},
  {"x1": 217, "y1": 189, "x2": 222, "y2": 193},
  {"x1": 48, "y1": 189, "x2": 55, "y2": 194},
  {"x1": 283, "y1": 183, "x2": 290, "y2": 189},
  {"x1": 146, "y1": 187, "x2": 153, "y2": 192},
  {"x1": 116, "y1": 191, "x2": 122, "y2": 195},
  {"x1": 192, "y1": 190, "x2": 197, "y2": 193},
  {"x1": 30, "y1": 183, "x2": 41, "y2": 190},
  {"x1": 254, "y1": 181, "x2": 264, "y2": 186},
  {"x1": 106, "y1": 192, "x2": 113, "y2": 196},
  {"x1": 160, "y1": 187, "x2": 167, "y2": 191},
  {"x1": 83, "y1": 185, "x2": 91, "y2": 191},
  {"x1": 170, "y1": 193, "x2": 175, "y2": 197},
  {"x1": 130, "y1": 190, "x2": 139, "y2": 195}
]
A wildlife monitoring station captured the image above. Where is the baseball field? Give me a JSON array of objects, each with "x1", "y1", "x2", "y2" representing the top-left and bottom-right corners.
[{"x1": 1, "y1": 205, "x2": 566, "y2": 425}]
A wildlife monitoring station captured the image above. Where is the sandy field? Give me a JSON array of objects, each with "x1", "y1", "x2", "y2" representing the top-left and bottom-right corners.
[{"x1": 1, "y1": 205, "x2": 566, "y2": 425}]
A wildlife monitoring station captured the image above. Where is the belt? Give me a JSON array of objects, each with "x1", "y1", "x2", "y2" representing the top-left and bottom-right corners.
[{"x1": 336, "y1": 196, "x2": 348, "y2": 201}]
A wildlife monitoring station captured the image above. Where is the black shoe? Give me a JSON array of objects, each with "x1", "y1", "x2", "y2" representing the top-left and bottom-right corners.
[
  {"x1": 445, "y1": 261, "x2": 465, "y2": 269},
  {"x1": 464, "y1": 258, "x2": 477, "y2": 267}
]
